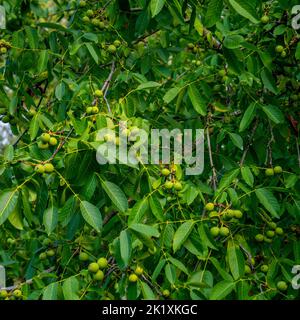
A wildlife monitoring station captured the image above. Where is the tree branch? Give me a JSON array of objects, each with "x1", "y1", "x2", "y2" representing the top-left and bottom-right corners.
[
  {"x1": 0, "y1": 267, "x2": 55, "y2": 291},
  {"x1": 265, "y1": 119, "x2": 275, "y2": 167},
  {"x1": 102, "y1": 61, "x2": 116, "y2": 95},
  {"x1": 206, "y1": 127, "x2": 217, "y2": 191},
  {"x1": 240, "y1": 118, "x2": 259, "y2": 167},
  {"x1": 44, "y1": 128, "x2": 74, "y2": 164}
]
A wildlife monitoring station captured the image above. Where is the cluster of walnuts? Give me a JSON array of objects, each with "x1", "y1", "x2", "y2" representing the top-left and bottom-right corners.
[{"x1": 0, "y1": 39, "x2": 11, "y2": 54}]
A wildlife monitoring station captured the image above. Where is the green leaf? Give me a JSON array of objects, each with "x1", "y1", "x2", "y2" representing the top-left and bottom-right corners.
[
  {"x1": 21, "y1": 188, "x2": 34, "y2": 225},
  {"x1": 55, "y1": 82, "x2": 65, "y2": 101},
  {"x1": 136, "y1": 81, "x2": 161, "y2": 90},
  {"x1": 259, "y1": 51, "x2": 273, "y2": 71},
  {"x1": 37, "y1": 22, "x2": 69, "y2": 32},
  {"x1": 101, "y1": 181, "x2": 128, "y2": 213},
  {"x1": 190, "y1": 271, "x2": 213, "y2": 290},
  {"x1": 120, "y1": 229, "x2": 131, "y2": 267},
  {"x1": 43, "y1": 282, "x2": 59, "y2": 300},
  {"x1": 62, "y1": 277, "x2": 79, "y2": 300},
  {"x1": 25, "y1": 26, "x2": 39, "y2": 49},
  {"x1": 43, "y1": 206, "x2": 58, "y2": 235},
  {"x1": 261, "y1": 105, "x2": 284, "y2": 124},
  {"x1": 80, "y1": 201, "x2": 102, "y2": 232},
  {"x1": 70, "y1": 42, "x2": 82, "y2": 55},
  {"x1": 168, "y1": 256, "x2": 189, "y2": 275},
  {"x1": 4, "y1": 145, "x2": 14, "y2": 162},
  {"x1": 29, "y1": 114, "x2": 40, "y2": 141},
  {"x1": 162, "y1": 223, "x2": 175, "y2": 249},
  {"x1": 217, "y1": 168, "x2": 240, "y2": 192},
  {"x1": 130, "y1": 230, "x2": 154, "y2": 249},
  {"x1": 163, "y1": 87, "x2": 181, "y2": 104},
  {"x1": 165, "y1": 263, "x2": 176, "y2": 284},
  {"x1": 261, "y1": 69, "x2": 278, "y2": 95},
  {"x1": 82, "y1": 173, "x2": 97, "y2": 200},
  {"x1": 128, "y1": 198, "x2": 148, "y2": 225},
  {"x1": 224, "y1": 35, "x2": 244, "y2": 49},
  {"x1": 149, "y1": 195, "x2": 165, "y2": 222},
  {"x1": 129, "y1": 223, "x2": 160, "y2": 238},
  {"x1": 237, "y1": 281, "x2": 250, "y2": 300},
  {"x1": 239, "y1": 103, "x2": 256, "y2": 132},
  {"x1": 198, "y1": 223, "x2": 217, "y2": 250},
  {"x1": 83, "y1": 33, "x2": 98, "y2": 42},
  {"x1": 173, "y1": 220, "x2": 194, "y2": 252},
  {"x1": 150, "y1": 0, "x2": 165, "y2": 17},
  {"x1": 228, "y1": 132, "x2": 243, "y2": 150},
  {"x1": 209, "y1": 280, "x2": 235, "y2": 300},
  {"x1": 188, "y1": 84, "x2": 207, "y2": 116},
  {"x1": 204, "y1": 0, "x2": 223, "y2": 28},
  {"x1": 255, "y1": 188, "x2": 280, "y2": 218},
  {"x1": 223, "y1": 48, "x2": 244, "y2": 74},
  {"x1": 228, "y1": 0, "x2": 259, "y2": 24},
  {"x1": 284, "y1": 174, "x2": 298, "y2": 189},
  {"x1": 227, "y1": 240, "x2": 244, "y2": 280},
  {"x1": 9, "y1": 95, "x2": 18, "y2": 115},
  {"x1": 86, "y1": 43, "x2": 99, "y2": 64},
  {"x1": 140, "y1": 281, "x2": 156, "y2": 299},
  {"x1": 8, "y1": 206, "x2": 23, "y2": 230},
  {"x1": 0, "y1": 189, "x2": 19, "y2": 226},
  {"x1": 37, "y1": 50, "x2": 49, "y2": 73},
  {"x1": 241, "y1": 167, "x2": 254, "y2": 187},
  {"x1": 210, "y1": 257, "x2": 233, "y2": 281},
  {"x1": 152, "y1": 259, "x2": 166, "y2": 281},
  {"x1": 274, "y1": 25, "x2": 286, "y2": 36}
]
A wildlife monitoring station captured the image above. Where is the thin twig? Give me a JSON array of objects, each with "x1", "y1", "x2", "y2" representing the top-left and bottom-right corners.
[
  {"x1": 103, "y1": 0, "x2": 113, "y2": 10},
  {"x1": 206, "y1": 127, "x2": 217, "y2": 191},
  {"x1": 0, "y1": 267, "x2": 55, "y2": 291},
  {"x1": 202, "y1": 27, "x2": 222, "y2": 50},
  {"x1": 101, "y1": 61, "x2": 116, "y2": 113},
  {"x1": 265, "y1": 119, "x2": 275, "y2": 167},
  {"x1": 103, "y1": 210, "x2": 117, "y2": 225},
  {"x1": 240, "y1": 118, "x2": 259, "y2": 167},
  {"x1": 132, "y1": 29, "x2": 160, "y2": 44},
  {"x1": 141, "y1": 274, "x2": 162, "y2": 297},
  {"x1": 239, "y1": 244, "x2": 254, "y2": 271},
  {"x1": 44, "y1": 128, "x2": 74, "y2": 164},
  {"x1": 102, "y1": 61, "x2": 116, "y2": 94}
]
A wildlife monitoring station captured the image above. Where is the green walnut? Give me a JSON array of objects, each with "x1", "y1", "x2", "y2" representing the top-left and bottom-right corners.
[
  {"x1": 94, "y1": 270, "x2": 104, "y2": 281},
  {"x1": 97, "y1": 257, "x2": 108, "y2": 269},
  {"x1": 219, "y1": 226, "x2": 230, "y2": 237},
  {"x1": 205, "y1": 203, "x2": 215, "y2": 211},
  {"x1": 255, "y1": 234, "x2": 264, "y2": 242},
  {"x1": 261, "y1": 15, "x2": 270, "y2": 24},
  {"x1": 210, "y1": 226, "x2": 220, "y2": 237},
  {"x1": 88, "y1": 262, "x2": 99, "y2": 273}
]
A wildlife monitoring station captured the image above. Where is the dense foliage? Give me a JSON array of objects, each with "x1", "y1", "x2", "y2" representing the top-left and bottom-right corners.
[{"x1": 0, "y1": 0, "x2": 299, "y2": 300}]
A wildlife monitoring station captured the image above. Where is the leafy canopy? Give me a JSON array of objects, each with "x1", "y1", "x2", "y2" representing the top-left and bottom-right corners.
[{"x1": 0, "y1": 0, "x2": 299, "y2": 300}]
